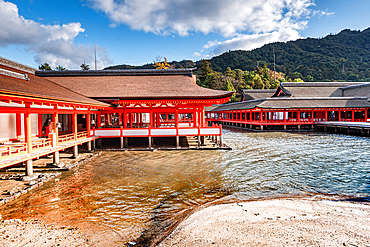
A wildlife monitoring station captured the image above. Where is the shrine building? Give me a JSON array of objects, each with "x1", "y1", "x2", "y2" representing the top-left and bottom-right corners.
[
  {"x1": 0, "y1": 56, "x2": 233, "y2": 175},
  {"x1": 206, "y1": 82, "x2": 370, "y2": 130}
]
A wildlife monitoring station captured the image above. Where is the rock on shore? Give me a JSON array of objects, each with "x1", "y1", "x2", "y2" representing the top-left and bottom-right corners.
[{"x1": 159, "y1": 198, "x2": 370, "y2": 247}]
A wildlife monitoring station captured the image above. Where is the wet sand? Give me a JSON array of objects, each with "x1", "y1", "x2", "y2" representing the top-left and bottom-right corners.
[
  {"x1": 159, "y1": 198, "x2": 370, "y2": 247},
  {"x1": 1, "y1": 197, "x2": 369, "y2": 246}
]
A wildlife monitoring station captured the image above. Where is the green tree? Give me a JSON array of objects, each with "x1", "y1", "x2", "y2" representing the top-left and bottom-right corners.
[
  {"x1": 55, "y1": 65, "x2": 67, "y2": 71},
  {"x1": 38, "y1": 63, "x2": 52, "y2": 71},
  {"x1": 252, "y1": 74, "x2": 264, "y2": 89},
  {"x1": 198, "y1": 60, "x2": 213, "y2": 85},
  {"x1": 293, "y1": 78, "x2": 304, "y2": 82},
  {"x1": 225, "y1": 67, "x2": 236, "y2": 79},
  {"x1": 80, "y1": 62, "x2": 90, "y2": 70},
  {"x1": 224, "y1": 78, "x2": 236, "y2": 102}
]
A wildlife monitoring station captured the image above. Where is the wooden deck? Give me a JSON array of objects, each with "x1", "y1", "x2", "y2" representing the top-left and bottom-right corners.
[
  {"x1": 0, "y1": 135, "x2": 97, "y2": 169},
  {"x1": 315, "y1": 121, "x2": 370, "y2": 135},
  {"x1": 316, "y1": 121, "x2": 370, "y2": 129}
]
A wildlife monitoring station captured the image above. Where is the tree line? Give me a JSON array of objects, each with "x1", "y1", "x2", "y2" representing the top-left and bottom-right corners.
[{"x1": 196, "y1": 60, "x2": 302, "y2": 102}]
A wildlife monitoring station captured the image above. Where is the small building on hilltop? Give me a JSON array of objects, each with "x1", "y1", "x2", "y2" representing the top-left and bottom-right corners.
[{"x1": 206, "y1": 82, "x2": 370, "y2": 130}]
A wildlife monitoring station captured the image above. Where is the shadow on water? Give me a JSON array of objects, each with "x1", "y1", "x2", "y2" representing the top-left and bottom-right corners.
[{"x1": 135, "y1": 185, "x2": 232, "y2": 247}]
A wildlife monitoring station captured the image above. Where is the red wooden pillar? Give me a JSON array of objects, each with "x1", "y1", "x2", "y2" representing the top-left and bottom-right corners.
[
  {"x1": 297, "y1": 111, "x2": 301, "y2": 123},
  {"x1": 73, "y1": 112, "x2": 77, "y2": 140},
  {"x1": 24, "y1": 107, "x2": 32, "y2": 153},
  {"x1": 86, "y1": 112, "x2": 91, "y2": 137},
  {"x1": 97, "y1": 112, "x2": 101, "y2": 127},
  {"x1": 338, "y1": 110, "x2": 342, "y2": 122},
  {"x1": 284, "y1": 111, "x2": 287, "y2": 123},
  {"x1": 365, "y1": 109, "x2": 367, "y2": 121},
  {"x1": 16, "y1": 113, "x2": 22, "y2": 138},
  {"x1": 351, "y1": 110, "x2": 354, "y2": 121},
  {"x1": 123, "y1": 112, "x2": 127, "y2": 128},
  {"x1": 175, "y1": 105, "x2": 179, "y2": 135},
  {"x1": 260, "y1": 111, "x2": 263, "y2": 123},
  {"x1": 194, "y1": 107, "x2": 198, "y2": 127},
  {"x1": 52, "y1": 110, "x2": 58, "y2": 139},
  {"x1": 201, "y1": 107, "x2": 205, "y2": 127},
  {"x1": 37, "y1": 113, "x2": 43, "y2": 137},
  {"x1": 149, "y1": 106, "x2": 153, "y2": 128}
]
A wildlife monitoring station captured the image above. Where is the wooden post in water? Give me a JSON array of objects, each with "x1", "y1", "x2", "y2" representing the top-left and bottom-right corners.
[
  {"x1": 176, "y1": 136, "x2": 180, "y2": 148},
  {"x1": 26, "y1": 159, "x2": 33, "y2": 176},
  {"x1": 92, "y1": 140, "x2": 96, "y2": 150},
  {"x1": 124, "y1": 137, "x2": 128, "y2": 147},
  {"x1": 72, "y1": 145, "x2": 78, "y2": 159},
  {"x1": 53, "y1": 151, "x2": 60, "y2": 164},
  {"x1": 87, "y1": 141, "x2": 92, "y2": 152}
]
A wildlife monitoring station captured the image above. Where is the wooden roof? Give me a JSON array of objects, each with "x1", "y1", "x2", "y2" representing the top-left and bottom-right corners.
[
  {"x1": 275, "y1": 82, "x2": 363, "y2": 98},
  {"x1": 210, "y1": 81, "x2": 370, "y2": 111},
  {"x1": 242, "y1": 89, "x2": 276, "y2": 101},
  {"x1": 210, "y1": 98, "x2": 370, "y2": 111},
  {"x1": 37, "y1": 70, "x2": 234, "y2": 100},
  {"x1": 340, "y1": 83, "x2": 370, "y2": 97},
  {"x1": 0, "y1": 63, "x2": 109, "y2": 107}
]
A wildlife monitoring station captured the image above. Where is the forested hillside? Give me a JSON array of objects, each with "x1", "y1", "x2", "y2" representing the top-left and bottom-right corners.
[
  {"x1": 105, "y1": 28, "x2": 370, "y2": 82},
  {"x1": 208, "y1": 28, "x2": 370, "y2": 82}
]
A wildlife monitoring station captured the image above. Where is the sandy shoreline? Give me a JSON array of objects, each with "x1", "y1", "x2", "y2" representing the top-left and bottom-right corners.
[
  {"x1": 159, "y1": 198, "x2": 370, "y2": 247},
  {"x1": 1, "y1": 197, "x2": 369, "y2": 246}
]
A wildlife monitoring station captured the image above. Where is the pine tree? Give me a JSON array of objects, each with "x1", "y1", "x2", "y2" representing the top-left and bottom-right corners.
[
  {"x1": 38, "y1": 63, "x2": 52, "y2": 71},
  {"x1": 224, "y1": 78, "x2": 236, "y2": 102},
  {"x1": 198, "y1": 60, "x2": 213, "y2": 85}
]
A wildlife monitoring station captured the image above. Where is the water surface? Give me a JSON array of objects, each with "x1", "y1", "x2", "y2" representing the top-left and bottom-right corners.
[{"x1": 1, "y1": 129, "x2": 369, "y2": 245}]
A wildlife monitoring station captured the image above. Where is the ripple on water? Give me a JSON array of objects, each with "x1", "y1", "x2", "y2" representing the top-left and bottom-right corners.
[{"x1": 1, "y1": 130, "x2": 370, "y2": 245}]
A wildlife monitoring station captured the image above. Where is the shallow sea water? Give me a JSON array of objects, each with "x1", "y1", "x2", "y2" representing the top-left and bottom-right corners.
[{"x1": 1, "y1": 129, "x2": 369, "y2": 245}]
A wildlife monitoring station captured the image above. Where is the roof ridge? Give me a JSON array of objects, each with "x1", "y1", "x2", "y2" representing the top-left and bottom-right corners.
[
  {"x1": 281, "y1": 82, "x2": 363, "y2": 87},
  {"x1": 0, "y1": 56, "x2": 37, "y2": 74},
  {"x1": 0, "y1": 68, "x2": 29, "y2": 81},
  {"x1": 36, "y1": 68, "x2": 196, "y2": 77}
]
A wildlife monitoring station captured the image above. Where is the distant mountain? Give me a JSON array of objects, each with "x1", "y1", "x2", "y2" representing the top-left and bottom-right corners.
[
  {"x1": 104, "y1": 28, "x2": 370, "y2": 82},
  {"x1": 104, "y1": 60, "x2": 196, "y2": 70},
  {"x1": 207, "y1": 28, "x2": 370, "y2": 82}
]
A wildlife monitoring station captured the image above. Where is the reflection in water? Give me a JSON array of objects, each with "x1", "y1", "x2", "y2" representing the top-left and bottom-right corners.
[{"x1": 1, "y1": 129, "x2": 370, "y2": 245}]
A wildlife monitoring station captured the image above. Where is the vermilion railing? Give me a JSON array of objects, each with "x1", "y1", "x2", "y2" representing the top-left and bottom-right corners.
[
  {"x1": 58, "y1": 133, "x2": 75, "y2": 143},
  {"x1": 32, "y1": 138, "x2": 52, "y2": 150},
  {"x1": 92, "y1": 124, "x2": 222, "y2": 137},
  {"x1": 58, "y1": 131, "x2": 89, "y2": 144},
  {"x1": 206, "y1": 117, "x2": 368, "y2": 125},
  {"x1": 0, "y1": 143, "x2": 28, "y2": 161}
]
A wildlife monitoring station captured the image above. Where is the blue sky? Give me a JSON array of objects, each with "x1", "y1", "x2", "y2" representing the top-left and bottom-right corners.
[{"x1": 0, "y1": 0, "x2": 369, "y2": 70}]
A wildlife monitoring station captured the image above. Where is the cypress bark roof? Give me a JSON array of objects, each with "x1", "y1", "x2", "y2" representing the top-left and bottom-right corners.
[
  {"x1": 275, "y1": 82, "x2": 363, "y2": 98},
  {"x1": 0, "y1": 63, "x2": 109, "y2": 107},
  {"x1": 242, "y1": 89, "x2": 276, "y2": 101},
  {"x1": 210, "y1": 98, "x2": 370, "y2": 111},
  {"x1": 37, "y1": 70, "x2": 234, "y2": 100},
  {"x1": 210, "y1": 81, "x2": 370, "y2": 111}
]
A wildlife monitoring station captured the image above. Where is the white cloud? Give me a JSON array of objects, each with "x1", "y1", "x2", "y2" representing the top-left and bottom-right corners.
[
  {"x1": 193, "y1": 52, "x2": 202, "y2": 57},
  {"x1": 210, "y1": 28, "x2": 301, "y2": 56},
  {"x1": 0, "y1": 0, "x2": 112, "y2": 69},
  {"x1": 88, "y1": 0, "x2": 327, "y2": 59},
  {"x1": 88, "y1": 0, "x2": 315, "y2": 37}
]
